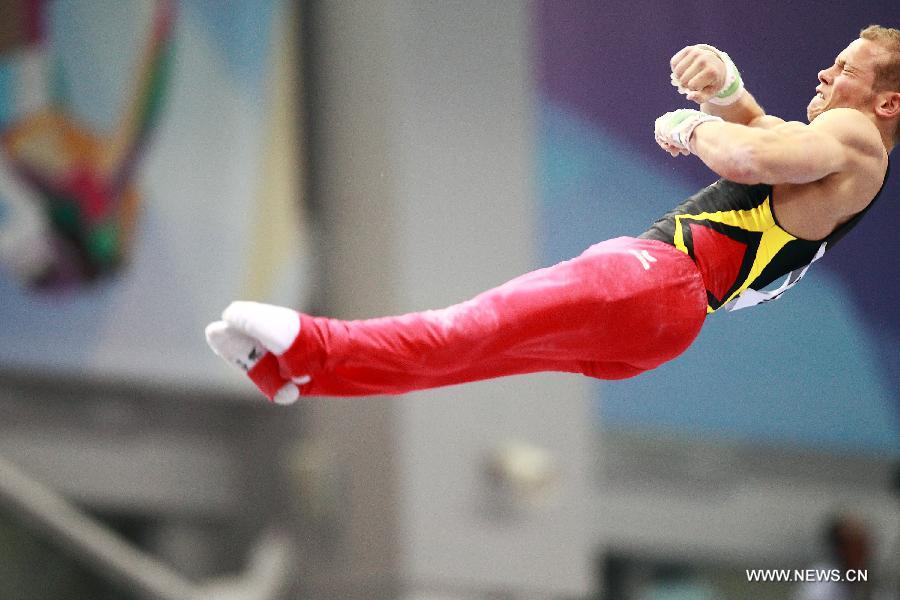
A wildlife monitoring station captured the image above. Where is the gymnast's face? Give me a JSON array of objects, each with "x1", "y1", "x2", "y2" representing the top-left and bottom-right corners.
[{"x1": 807, "y1": 38, "x2": 884, "y2": 122}]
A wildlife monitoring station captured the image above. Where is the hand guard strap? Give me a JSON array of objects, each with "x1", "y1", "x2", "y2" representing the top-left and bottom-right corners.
[
  {"x1": 694, "y1": 44, "x2": 744, "y2": 106},
  {"x1": 654, "y1": 109, "x2": 724, "y2": 154}
]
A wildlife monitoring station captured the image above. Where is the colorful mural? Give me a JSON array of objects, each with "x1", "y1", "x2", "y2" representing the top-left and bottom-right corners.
[
  {"x1": 0, "y1": 0, "x2": 174, "y2": 289},
  {"x1": 0, "y1": 0, "x2": 309, "y2": 389}
]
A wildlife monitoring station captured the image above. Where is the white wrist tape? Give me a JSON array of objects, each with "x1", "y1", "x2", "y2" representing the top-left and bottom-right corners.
[
  {"x1": 694, "y1": 44, "x2": 745, "y2": 105},
  {"x1": 655, "y1": 109, "x2": 724, "y2": 154}
]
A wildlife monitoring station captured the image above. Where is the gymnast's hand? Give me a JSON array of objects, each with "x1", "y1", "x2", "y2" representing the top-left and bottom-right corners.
[
  {"x1": 670, "y1": 44, "x2": 744, "y2": 106},
  {"x1": 206, "y1": 301, "x2": 310, "y2": 405},
  {"x1": 654, "y1": 109, "x2": 723, "y2": 156}
]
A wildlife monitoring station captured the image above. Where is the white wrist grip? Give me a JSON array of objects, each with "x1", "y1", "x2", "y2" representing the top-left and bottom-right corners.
[{"x1": 694, "y1": 44, "x2": 745, "y2": 106}]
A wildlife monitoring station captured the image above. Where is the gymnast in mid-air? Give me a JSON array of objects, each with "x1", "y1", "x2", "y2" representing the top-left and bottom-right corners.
[{"x1": 207, "y1": 26, "x2": 898, "y2": 404}]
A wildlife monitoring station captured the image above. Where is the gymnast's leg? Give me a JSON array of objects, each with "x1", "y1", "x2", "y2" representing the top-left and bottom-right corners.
[{"x1": 212, "y1": 237, "x2": 708, "y2": 399}]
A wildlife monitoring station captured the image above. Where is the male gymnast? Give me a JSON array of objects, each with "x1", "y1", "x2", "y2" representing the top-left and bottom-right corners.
[{"x1": 207, "y1": 26, "x2": 898, "y2": 404}]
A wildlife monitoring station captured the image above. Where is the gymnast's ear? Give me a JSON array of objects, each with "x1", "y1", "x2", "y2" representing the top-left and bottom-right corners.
[{"x1": 874, "y1": 89, "x2": 900, "y2": 120}]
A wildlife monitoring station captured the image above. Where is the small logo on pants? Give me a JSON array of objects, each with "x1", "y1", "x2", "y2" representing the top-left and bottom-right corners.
[{"x1": 628, "y1": 249, "x2": 657, "y2": 270}]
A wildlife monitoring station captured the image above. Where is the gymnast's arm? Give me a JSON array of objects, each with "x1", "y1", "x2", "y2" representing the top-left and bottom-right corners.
[
  {"x1": 687, "y1": 107, "x2": 878, "y2": 185},
  {"x1": 670, "y1": 44, "x2": 784, "y2": 129},
  {"x1": 701, "y1": 91, "x2": 785, "y2": 130}
]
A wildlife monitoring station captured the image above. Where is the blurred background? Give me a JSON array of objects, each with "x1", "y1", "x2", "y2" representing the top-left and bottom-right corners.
[{"x1": 0, "y1": 1, "x2": 897, "y2": 599}]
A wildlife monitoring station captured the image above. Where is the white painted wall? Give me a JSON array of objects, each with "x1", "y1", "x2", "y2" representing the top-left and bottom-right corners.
[{"x1": 301, "y1": 1, "x2": 593, "y2": 597}]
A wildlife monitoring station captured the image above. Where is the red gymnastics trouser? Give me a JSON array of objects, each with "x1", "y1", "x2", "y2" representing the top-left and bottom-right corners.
[{"x1": 264, "y1": 237, "x2": 709, "y2": 397}]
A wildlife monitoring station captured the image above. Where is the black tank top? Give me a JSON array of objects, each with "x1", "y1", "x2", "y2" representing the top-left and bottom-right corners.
[{"x1": 641, "y1": 164, "x2": 890, "y2": 313}]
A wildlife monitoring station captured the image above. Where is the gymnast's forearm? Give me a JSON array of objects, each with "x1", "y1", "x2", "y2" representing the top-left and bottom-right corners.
[
  {"x1": 689, "y1": 120, "x2": 771, "y2": 183},
  {"x1": 701, "y1": 90, "x2": 766, "y2": 126}
]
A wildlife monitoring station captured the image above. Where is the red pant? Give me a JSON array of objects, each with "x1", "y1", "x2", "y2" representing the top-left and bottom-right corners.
[{"x1": 275, "y1": 237, "x2": 707, "y2": 397}]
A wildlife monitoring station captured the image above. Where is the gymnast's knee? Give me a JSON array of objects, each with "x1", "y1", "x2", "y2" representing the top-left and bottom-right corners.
[{"x1": 579, "y1": 361, "x2": 647, "y2": 380}]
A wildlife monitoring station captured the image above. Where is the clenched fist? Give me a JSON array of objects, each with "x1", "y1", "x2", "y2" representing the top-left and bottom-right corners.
[{"x1": 670, "y1": 44, "x2": 744, "y2": 106}]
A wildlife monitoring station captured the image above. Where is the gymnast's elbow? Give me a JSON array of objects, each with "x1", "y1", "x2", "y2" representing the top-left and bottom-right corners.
[{"x1": 711, "y1": 141, "x2": 772, "y2": 184}]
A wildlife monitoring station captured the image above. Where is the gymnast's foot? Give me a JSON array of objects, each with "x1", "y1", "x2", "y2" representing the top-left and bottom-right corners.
[{"x1": 205, "y1": 304, "x2": 310, "y2": 405}]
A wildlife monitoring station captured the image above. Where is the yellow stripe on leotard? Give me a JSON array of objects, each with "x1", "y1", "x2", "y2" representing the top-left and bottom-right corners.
[{"x1": 672, "y1": 196, "x2": 797, "y2": 312}]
